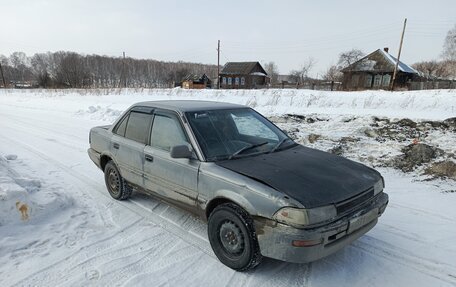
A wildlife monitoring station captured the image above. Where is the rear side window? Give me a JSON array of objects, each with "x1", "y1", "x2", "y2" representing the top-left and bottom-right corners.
[
  {"x1": 124, "y1": 112, "x2": 152, "y2": 144},
  {"x1": 150, "y1": 115, "x2": 188, "y2": 151},
  {"x1": 114, "y1": 114, "x2": 129, "y2": 136}
]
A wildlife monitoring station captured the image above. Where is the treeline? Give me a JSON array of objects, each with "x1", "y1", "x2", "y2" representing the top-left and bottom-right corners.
[{"x1": 0, "y1": 51, "x2": 218, "y2": 88}]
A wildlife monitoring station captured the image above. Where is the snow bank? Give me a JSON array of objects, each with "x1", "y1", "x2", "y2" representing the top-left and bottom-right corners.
[
  {"x1": 0, "y1": 155, "x2": 73, "y2": 225},
  {"x1": 1, "y1": 88, "x2": 455, "y2": 121}
]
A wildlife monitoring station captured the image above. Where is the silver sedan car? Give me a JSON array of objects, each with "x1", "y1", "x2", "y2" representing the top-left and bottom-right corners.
[{"x1": 88, "y1": 100, "x2": 388, "y2": 271}]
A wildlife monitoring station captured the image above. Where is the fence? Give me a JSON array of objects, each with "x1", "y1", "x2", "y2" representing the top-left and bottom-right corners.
[
  {"x1": 409, "y1": 80, "x2": 455, "y2": 90},
  {"x1": 254, "y1": 81, "x2": 343, "y2": 91}
]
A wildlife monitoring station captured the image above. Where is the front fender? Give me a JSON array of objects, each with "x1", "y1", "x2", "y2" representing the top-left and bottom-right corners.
[{"x1": 198, "y1": 162, "x2": 298, "y2": 219}]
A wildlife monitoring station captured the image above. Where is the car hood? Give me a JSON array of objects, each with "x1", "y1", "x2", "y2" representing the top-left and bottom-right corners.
[{"x1": 216, "y1": 145, "x2": 381, "y2": 208}]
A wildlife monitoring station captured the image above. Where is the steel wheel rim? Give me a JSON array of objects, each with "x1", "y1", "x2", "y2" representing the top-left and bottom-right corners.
[
  {"x1": 107, "y1": 168, "x2": 120, "y2": 196},
  {"x1": 219, "y1": 220, "x2": 245, "y2": 256}
]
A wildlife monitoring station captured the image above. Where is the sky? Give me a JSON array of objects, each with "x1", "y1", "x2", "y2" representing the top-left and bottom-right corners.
[{"x1": 1, "y1": 0, "x2": 455, "y2": 77}]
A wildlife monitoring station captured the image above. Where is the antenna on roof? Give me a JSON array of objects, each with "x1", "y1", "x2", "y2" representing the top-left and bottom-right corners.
[{"x1": 391, "y1": 18, "x2": 407, "y2": 91}]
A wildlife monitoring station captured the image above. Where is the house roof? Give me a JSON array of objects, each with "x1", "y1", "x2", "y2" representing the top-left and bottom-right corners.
[
  {"x1": 342, "y1": 49, "x2": 419, "y2": 74},
  {"x1": 220, "y1": 62, "x2": 267, "y2": 75},
  {"x1": 182, "y1": 74, "x2": 210, "y2": 83},
  {"x1": 379, "y1": 49, "x2": 419, "y2": 74}
]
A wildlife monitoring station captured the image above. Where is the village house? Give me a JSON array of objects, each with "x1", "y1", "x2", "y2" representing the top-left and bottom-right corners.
[
  {"x1": 341, "y1": 48, "x2": 419, "y2": 91},
  {"x1": 181, "y1": 74, "x2": 211, "y2": 89},
  {"x1": 219, "y1": 62, "x2": 269, "y2": 89}
]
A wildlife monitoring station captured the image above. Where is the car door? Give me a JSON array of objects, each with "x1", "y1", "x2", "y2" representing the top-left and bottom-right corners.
[
  {"x1": 143, "y1": 111, "x2": 199, "y2": 207},
  {"x1": 113, "y1": 109, "x2": 153, "y2": 187}
]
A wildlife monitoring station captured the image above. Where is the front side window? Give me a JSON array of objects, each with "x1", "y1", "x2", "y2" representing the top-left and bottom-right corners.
[
  {"x1": 227, "y1": 77, "x2": 232, "y2": 85},
  {"x1": 150, "y1": 114, "x2": 188, "y2": 151},
  {"x1": 235, "y1": 77, "x2": 239, "y2": 85},
  {"x1": 186, "y1": 108, "x2": 291, "y2": 161},
  {"x1": 222, "y1": 77, "x2": 226, "y2": 85},
  {"x1": 124, "y1": 112, "x2": 152, "y2": 144},
  {"x1": 241, "y1": 77, "x2": 245, "y2": 85}
]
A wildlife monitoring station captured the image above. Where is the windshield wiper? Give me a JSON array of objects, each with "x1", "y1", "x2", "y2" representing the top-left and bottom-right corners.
[
  {"x1": 270, "y1": 138, "x2": 292, "y2": 153},
  {"x1": 229, "y1": 141, "x2": 269, "y2": 160}
]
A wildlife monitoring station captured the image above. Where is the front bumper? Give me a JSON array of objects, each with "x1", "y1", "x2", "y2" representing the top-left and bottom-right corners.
[{"x1": 254, "y1": 192, "x2": 388, "y2": 263}]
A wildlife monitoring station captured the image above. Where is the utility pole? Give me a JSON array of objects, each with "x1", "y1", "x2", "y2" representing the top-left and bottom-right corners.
[
  {"x1": 391, "y1": 18, "x2": 407, "y2": 91},
  {"x1": 0, "y1": 62, "x2": 5, "y2": 88},
  {"x1": 217, "y1": 40, "x2": 220, "y2": 89}
]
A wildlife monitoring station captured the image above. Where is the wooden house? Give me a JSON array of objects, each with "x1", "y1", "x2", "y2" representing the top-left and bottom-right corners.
[
  {"x1": 220, "y1": 62, "x2": 269, "y2": 89},
  {"x1": 341, "y1": 48, "x2": 419, "y2": 90},
  {"x1": 181, "y1": 74, "x2": 211, "y2": 89}
]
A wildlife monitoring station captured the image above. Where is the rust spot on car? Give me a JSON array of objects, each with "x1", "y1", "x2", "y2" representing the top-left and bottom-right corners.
[
  {"x1": 254, "y1": 216, "x2": 277, "y2": 236},
  {"x1": 16, "y1": 201, "x2": 29, "y2": 221}
]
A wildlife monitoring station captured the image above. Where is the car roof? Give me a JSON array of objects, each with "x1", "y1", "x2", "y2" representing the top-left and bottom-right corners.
[{"x1": 132, "y1": 100, "x2": 247, "y2": 113}]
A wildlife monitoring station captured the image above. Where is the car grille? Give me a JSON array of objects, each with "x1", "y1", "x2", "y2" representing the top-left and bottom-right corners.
[{"x1": 335, "y1": 187, "x2": 374, "y2": 215}]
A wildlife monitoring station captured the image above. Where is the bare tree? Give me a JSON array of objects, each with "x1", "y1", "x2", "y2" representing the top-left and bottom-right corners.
[
  {"x1": 442, "y1": 60, "x2": 456, "y2": 79},
  {"x1": 0, "y1": 50, "x2": 218, "y2": 88},
  {"x1": 412, "y1": 60, "x2": 450, "y2": 78},
  {"x1": 288, "y1": 57, "x2": 316, "y2": 84},
  {"x1": 263, "y1": 61, "x2": 279, "y2": 84},
  {"x1": 323, "y1": 64, "x2": 343, "y2": 82},
  {"x1": 337, "y1": 49, "x2": 365, "y2": 68},
  {"x1": 9, "y1": 51, "x2": 33, "y2": 82},
  {"x1": 287, "y1": 70, "x2": 301, "y2": 84},
  {"x1": 442, "y1": 24, "x2": 456, "y2": 61},
  {"x1": 31, "y1": 53, "x2": 52, "y2": 87}
]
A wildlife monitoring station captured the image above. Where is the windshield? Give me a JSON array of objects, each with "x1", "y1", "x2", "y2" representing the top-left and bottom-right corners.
[{"x1": 186, "y1": 108, "x2": 294, "y2": 161}]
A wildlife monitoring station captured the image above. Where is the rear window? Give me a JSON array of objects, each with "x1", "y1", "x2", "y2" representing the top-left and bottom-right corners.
[{"x1": 124, "y1": 112, "x2": 152, "y2": 144}]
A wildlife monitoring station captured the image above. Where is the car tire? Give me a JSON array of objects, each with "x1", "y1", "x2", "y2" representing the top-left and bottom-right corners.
[
  {"x1": 208, "y1": 203, "x2": 262, "y2": 271},
  {"x1": 104, "y1": 161, "x2": 132, "y2": 200}
]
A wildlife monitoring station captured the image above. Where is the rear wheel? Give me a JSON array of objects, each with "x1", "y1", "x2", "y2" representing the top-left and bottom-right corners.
[
  {"x1": 104, "y1": 161, "x2": 132, "y2": 200},
  {"x1": 208, "y1": 203, "x2": 262, "y2": 271}
]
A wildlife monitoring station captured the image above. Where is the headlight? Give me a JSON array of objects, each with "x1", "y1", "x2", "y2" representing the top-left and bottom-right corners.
[
  {"x1": 273, "y1": 205, "x2": 337, "y2": 228},
  {"x1": 374, "y1": 178, "x2": 384, "y2": 195},
  {"x1": 274, "y1": 207, "x2": 309, "y2": 226}
]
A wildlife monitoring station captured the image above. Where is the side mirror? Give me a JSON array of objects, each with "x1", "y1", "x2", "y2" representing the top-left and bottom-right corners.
[{"x1": 170, "y1": 145, "x2": 193, "y2": 159}]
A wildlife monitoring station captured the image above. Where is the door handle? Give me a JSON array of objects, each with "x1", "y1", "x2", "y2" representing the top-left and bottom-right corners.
[
  {"x1": 113, "y1": 143, "x2": 120, "y2": 149},
  {"x1": 145, "y1": 154, "x2": 154, "y2": 162}
]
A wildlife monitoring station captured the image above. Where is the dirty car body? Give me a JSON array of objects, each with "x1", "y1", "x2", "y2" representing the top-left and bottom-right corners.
[{"x1": 88, "y1": 100, "x2": 388, "y2": 270}]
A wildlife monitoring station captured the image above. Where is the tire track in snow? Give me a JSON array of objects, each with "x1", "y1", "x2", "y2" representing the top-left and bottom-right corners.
[
  {"x1": 0, "y1": 133, "x2": 217, "y2": 286},
  {"x1": 11, "y1": 217, "x2": 144, "y2": 286},
  {"x1": 388, "y1": 202, "x2": 455, "y2": 222},
  {"x1": 28, "y1": 226, "x2": 166, "y2": 285},
  {"x1": 351, "y1": 235, "x2": 456, "y2": 285}
]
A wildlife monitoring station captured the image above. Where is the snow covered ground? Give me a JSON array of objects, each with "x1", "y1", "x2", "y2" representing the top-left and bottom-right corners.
[{"x1": 0, "y1": 88, "x2": 455, "y2": 286}]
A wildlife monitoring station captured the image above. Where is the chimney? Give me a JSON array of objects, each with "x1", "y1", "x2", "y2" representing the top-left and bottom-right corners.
[{"x1": 384, "y1": 47, "x2": 389, "y2": 53}]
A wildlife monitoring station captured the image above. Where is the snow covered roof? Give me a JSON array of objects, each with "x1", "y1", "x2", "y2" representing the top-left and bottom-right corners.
[
  {"x1": 379, "y1": 49, "x2": 419, "y2": 74},
  {"x1": 342, "y1": 49, "x2": 419, "y2": 75},
  {"x1": 249, "y1": 72, "x2": 267, "y2": 76}
]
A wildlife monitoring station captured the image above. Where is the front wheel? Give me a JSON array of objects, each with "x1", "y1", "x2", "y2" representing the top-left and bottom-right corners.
[
  {"x1": 208, "y1": 203, "x2": 262, "y2": 271},
  {"x1": 104, "y1": 161, "x2": 132, "y2": 200}
]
